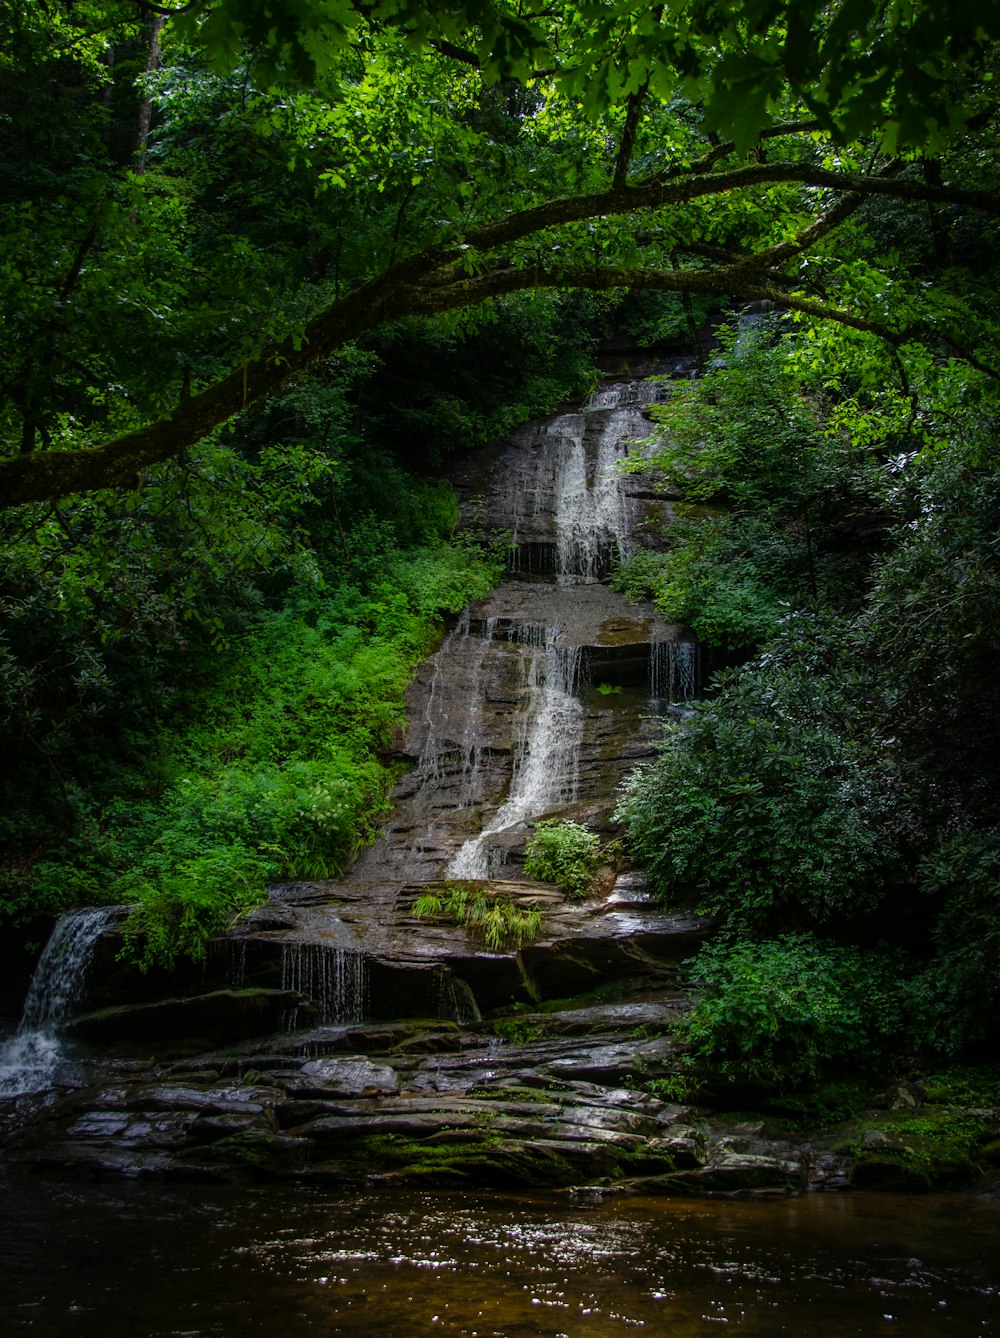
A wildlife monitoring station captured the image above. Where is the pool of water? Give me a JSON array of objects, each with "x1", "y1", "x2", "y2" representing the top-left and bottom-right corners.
[{"x1": 1, "y1": 1178, "x2": 997, "y2": 1336}]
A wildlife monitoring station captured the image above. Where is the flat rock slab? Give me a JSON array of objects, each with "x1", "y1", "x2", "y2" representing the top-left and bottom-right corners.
[{"x1": 289, "y1": 1058, "x2": 400, "y2": 1098}]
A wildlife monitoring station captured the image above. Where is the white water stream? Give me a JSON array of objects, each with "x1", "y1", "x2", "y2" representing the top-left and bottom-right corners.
[
  {"x1": 0, "y1": 905, "x2": 120, "y2": 1096},
  {"x1": 446, "y1": 633, "x2": 584, "y2": 878},
  {"x1": 446, "y1": 380, "x2": 663, "y2": 879}
]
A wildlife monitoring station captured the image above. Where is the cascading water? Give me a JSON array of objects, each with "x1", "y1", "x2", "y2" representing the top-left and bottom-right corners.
[
  {"x1": 552, "y1": 407, "x2": 637, "y2": 583},
  {"x1": 446, "y1": 631, "x2": 583, "y2": 878},
  {"x1": 446, "y1": 381, "x2": 658, "y2": 877},
  {"x1": 0, "y1": 905, "x2": 120, "y2": 1097},
  {"x1": 351, "y1": 375, "x2": 701, "y2": 883},
  {"x1": 280, "y1": 942, "x2": 368, "y2": 1030},
  {"x1": 650, "y1": 640, "x2": 700, "y2": 701}
]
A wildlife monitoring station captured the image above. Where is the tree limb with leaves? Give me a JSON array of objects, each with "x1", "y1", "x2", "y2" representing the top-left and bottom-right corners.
[{"x1": 2, "y1": 0, "x2": 999, "y2": 507}]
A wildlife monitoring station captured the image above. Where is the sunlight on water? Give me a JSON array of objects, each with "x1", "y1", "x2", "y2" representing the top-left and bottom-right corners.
[{"x1": 0, "y1": 1182, "x2": 996, "y2": 1337}]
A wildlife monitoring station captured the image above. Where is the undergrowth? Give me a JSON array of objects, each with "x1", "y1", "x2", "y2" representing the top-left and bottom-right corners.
[
  {"x1": 412, "y1": 881, "x2": 542, "y2": 951},
  {"x1": 523, "y1": 819, "x2": 601, "y2": 898}
]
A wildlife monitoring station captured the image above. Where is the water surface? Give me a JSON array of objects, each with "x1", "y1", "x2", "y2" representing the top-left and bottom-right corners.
[{"x1": 1, "y1": 1180, "x2": 997, "y2": 1336}]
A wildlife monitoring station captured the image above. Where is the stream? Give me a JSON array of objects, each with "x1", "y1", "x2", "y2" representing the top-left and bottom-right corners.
[
  {"x1": 1, "y1": 1179, "x2": 997, "y2": 1336},
  {"x1": 1, "y1": 373, "x2": 998, "y2": 1330}
]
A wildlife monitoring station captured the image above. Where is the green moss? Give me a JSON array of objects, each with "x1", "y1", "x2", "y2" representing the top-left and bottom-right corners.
[
  {"x1": 919, "y1": 1064, "x2": 1000, "y2": 1108},
  {"x1": 193, "y1": 1129, "x2": 283, "y2": 1170},
  {"x1": 841, "y1": 1106, "x2": 1000, "y2": 1189},
  {"x1": 470, "y1": 1083, "x2": 562, "y2": 1106},
  {"x1": 348, "y1": 1130, "x2": 578, "y2": 1186},
  {"x1": 489, "y1": 1017, "x2": 545, "y2": 1044},
  {"x1": 613, "y1": 1145, "x2": 678, "y2": 1177}
]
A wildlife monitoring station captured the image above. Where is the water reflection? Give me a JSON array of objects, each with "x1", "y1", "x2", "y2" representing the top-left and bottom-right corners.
[{"x1": 1, "y1": 1180, "x2": 997, "y2": 1335}]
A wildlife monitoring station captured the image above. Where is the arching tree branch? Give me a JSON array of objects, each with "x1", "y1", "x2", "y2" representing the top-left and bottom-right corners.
[{"x1": 4, "y1": 159, "x2": 1000, "y2": 510}]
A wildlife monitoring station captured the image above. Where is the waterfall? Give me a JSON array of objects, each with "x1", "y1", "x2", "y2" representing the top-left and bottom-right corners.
[
  {"x1": 547, "y1": 411, "x2": 634, "y2": 584},
  {"x1": 0, "y1": 905, "x2": 119, "y2": 1097},
  {"x1": 585, "y1": 380, "x2": 668, "y2": 410},
  {"x1": 352, "y1": 373, "x2": 701, "y2": 886},
  {"x1": 447, "y1": 629, "x2": 583, "y2": 879},
  {"x1": 650, "y1": 640, "x2": 700, "y2": 701},
  {"x1": 280, "y1": 942, "x2": 368, "y2": 1030}
]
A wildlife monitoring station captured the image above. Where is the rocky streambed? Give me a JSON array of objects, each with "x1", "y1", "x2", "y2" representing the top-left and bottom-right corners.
[
  {"x1": 6, "y1": 873, "x2": 980, "y2": 1197},
  {"x1": 3, "y1": 374, "x2": 998, "y2": 1198},
  {"x1": 1, "y1": 876, "x2": 851, "y2": 1195}
]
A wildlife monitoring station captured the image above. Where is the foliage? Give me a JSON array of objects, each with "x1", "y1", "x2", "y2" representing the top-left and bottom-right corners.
[
  {"x1": 174, "y1": 0, "x2": 1000, "y2": 152},
  {"x1": 678, "y1": 935, "x2": 907, "y2": 1091},
  {"x1": 0, "y1": 307, "x2": 549, "y2": 962},
  {"x1": 4, "y1": 2, "x2": 1000, "y2": 506},
  {"x1": 615, "y1": 336, "x2": 891, "y2": 650},
  {"x1": 412, "y1": 882, "x2": 542, "y2": 952},
  {"x1": 88, "y1": 529, "x2": 499, "y2": 968},
  {"x1": 859, "y1": 438, "x2": 1000, "y2": 817},
  {"x1": 3, "y1": 0, "x2": 1000, "y2": 1084},
  {"x1": 613, "y1": 514, "x2": 793, "y2": 650},
  {"x1": 919, "y1": 1065, "x2": 1000, "y2": 1110},
  {"x1": 615, "y1": 320, "x2": 1000, "y2": 1065},
  {"x1": 524, "y1": 820, "x2": 601, "y2": 898},
  {"x1": 907, "y1": 832, "x2": 1000, "y2": 1056},
  {"x1": 118, "y1": 841, "x2": 270, "y2": 971},
  {"x1": 615, "y1": 637, "x2": 911, "y2": 937}
]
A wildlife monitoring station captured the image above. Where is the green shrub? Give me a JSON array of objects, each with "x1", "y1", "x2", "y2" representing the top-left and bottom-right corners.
[
  {"x1": 118, "y1": 841, "x2": 269, "y2": 969},
  {"x1": 679, "y1": 935, "x2": 907, "y2": 1092},
  {"x1": 614, "y1": 643, "x2": 910, "y2": 936},
  {"x1": 907, "y1": 831, "x2": 1000, "y2": 1056},
  {"x1": 524, "y1": 820, "x2": 601, "y2": 898}
]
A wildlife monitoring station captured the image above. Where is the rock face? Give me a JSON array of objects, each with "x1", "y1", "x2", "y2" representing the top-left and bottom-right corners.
[
  {"x1": 7, "y1": 988, "x2": 842, "y2": 1193},
  {"x1": 0, "y1": 373, "x2": 849, "y2": 1194}
]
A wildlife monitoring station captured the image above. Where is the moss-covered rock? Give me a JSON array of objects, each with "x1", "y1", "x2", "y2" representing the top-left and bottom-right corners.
[{"x1": 841, "y1": 1107, "x2": 1000, "y2": 1190}]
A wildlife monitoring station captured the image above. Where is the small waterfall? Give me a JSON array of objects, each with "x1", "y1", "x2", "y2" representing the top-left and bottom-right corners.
[
  {"x1": 650, "y1": 641, "x2": 700, "y2": 701},
  {"x1": 585, "y1": 380, "x2": 668, "y2": 411},
  {"x1": 415, "y1": 612, "x2": 472, "y2": 789},
  {"x1": 550, "y1": 415, "x2": 633, "y2": 584},
  {"x1": 0, "y1": 905, "x2": 119, "y2": 1097},
  {"x1": 213, "y1": 937, "x2": 248, "y2": 990},
  {"x1": 403, "y1": 613, "x2": 497, "y2": 865},
  {"x1": 435, "y1": 969, "x2": 481, "y2": 1025},
  {"x1": 451, "y1": 617, "x2": 498, "y2": 811},
  {"x1": 447, "y1": 629, "x2": 583, "y2": 879},
  {"x1": 280, "y1": 942, "x2": 368, "y2": 1029},
  {"x1": 504, "y1": 382, "x2": 661, "y2": 582}
]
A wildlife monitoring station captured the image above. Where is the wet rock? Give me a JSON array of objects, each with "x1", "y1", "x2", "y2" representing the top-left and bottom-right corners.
[
  {"x1": 288, "y1": 1058, "x2": 400, "y2": 1099},
  {"x1": 876, "y1": 1080, "x2": 926, "y2": 1111},
  {"x1": 66, "y1": 989, "x2": 311, "y2": 1048},
  {"x1": 654, "y1": 1129, "x2": 706, "y2": 1169}
]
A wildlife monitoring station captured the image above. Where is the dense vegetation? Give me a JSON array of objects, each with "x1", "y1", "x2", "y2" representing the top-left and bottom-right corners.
[
  {"x1": 2, "y1": 1, "x2": 999, "y2": 1104},
  {"x1": 0, "y1": 304, "x2": 598, "y2": 961},
  {"x1": 615, "y1": 311, "x2": 1000, "y2": 1088}
]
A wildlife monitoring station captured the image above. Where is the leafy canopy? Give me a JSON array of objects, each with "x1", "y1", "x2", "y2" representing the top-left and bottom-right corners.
[
  {"x1": 177, "y1": 0, "x2": 1000, "y2": 152},
  {"x1": 3, "y1": 0, "x2": 1000, "y2": 506}
]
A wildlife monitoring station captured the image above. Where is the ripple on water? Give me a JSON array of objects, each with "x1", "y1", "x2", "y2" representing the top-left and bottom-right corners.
[{"x1": 0, "y1": 1182, "x2": 998, "y2": 1336}]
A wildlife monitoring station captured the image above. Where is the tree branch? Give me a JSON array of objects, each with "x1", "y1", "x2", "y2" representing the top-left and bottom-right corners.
[
  {"x1": 458, "y1": 163, "x2": 1000, "y2": 261},
  {"x1": 4, "y1": 157, "x2": 1000, "y2": 510},
  {"x1": 613, "y1": 85, "x2": 648, "y2": 188}
]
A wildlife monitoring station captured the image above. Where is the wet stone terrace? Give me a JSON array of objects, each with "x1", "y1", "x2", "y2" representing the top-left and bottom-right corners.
[{"x1": 2, "y1": 374, "x2": 728, "y2": 1191}]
